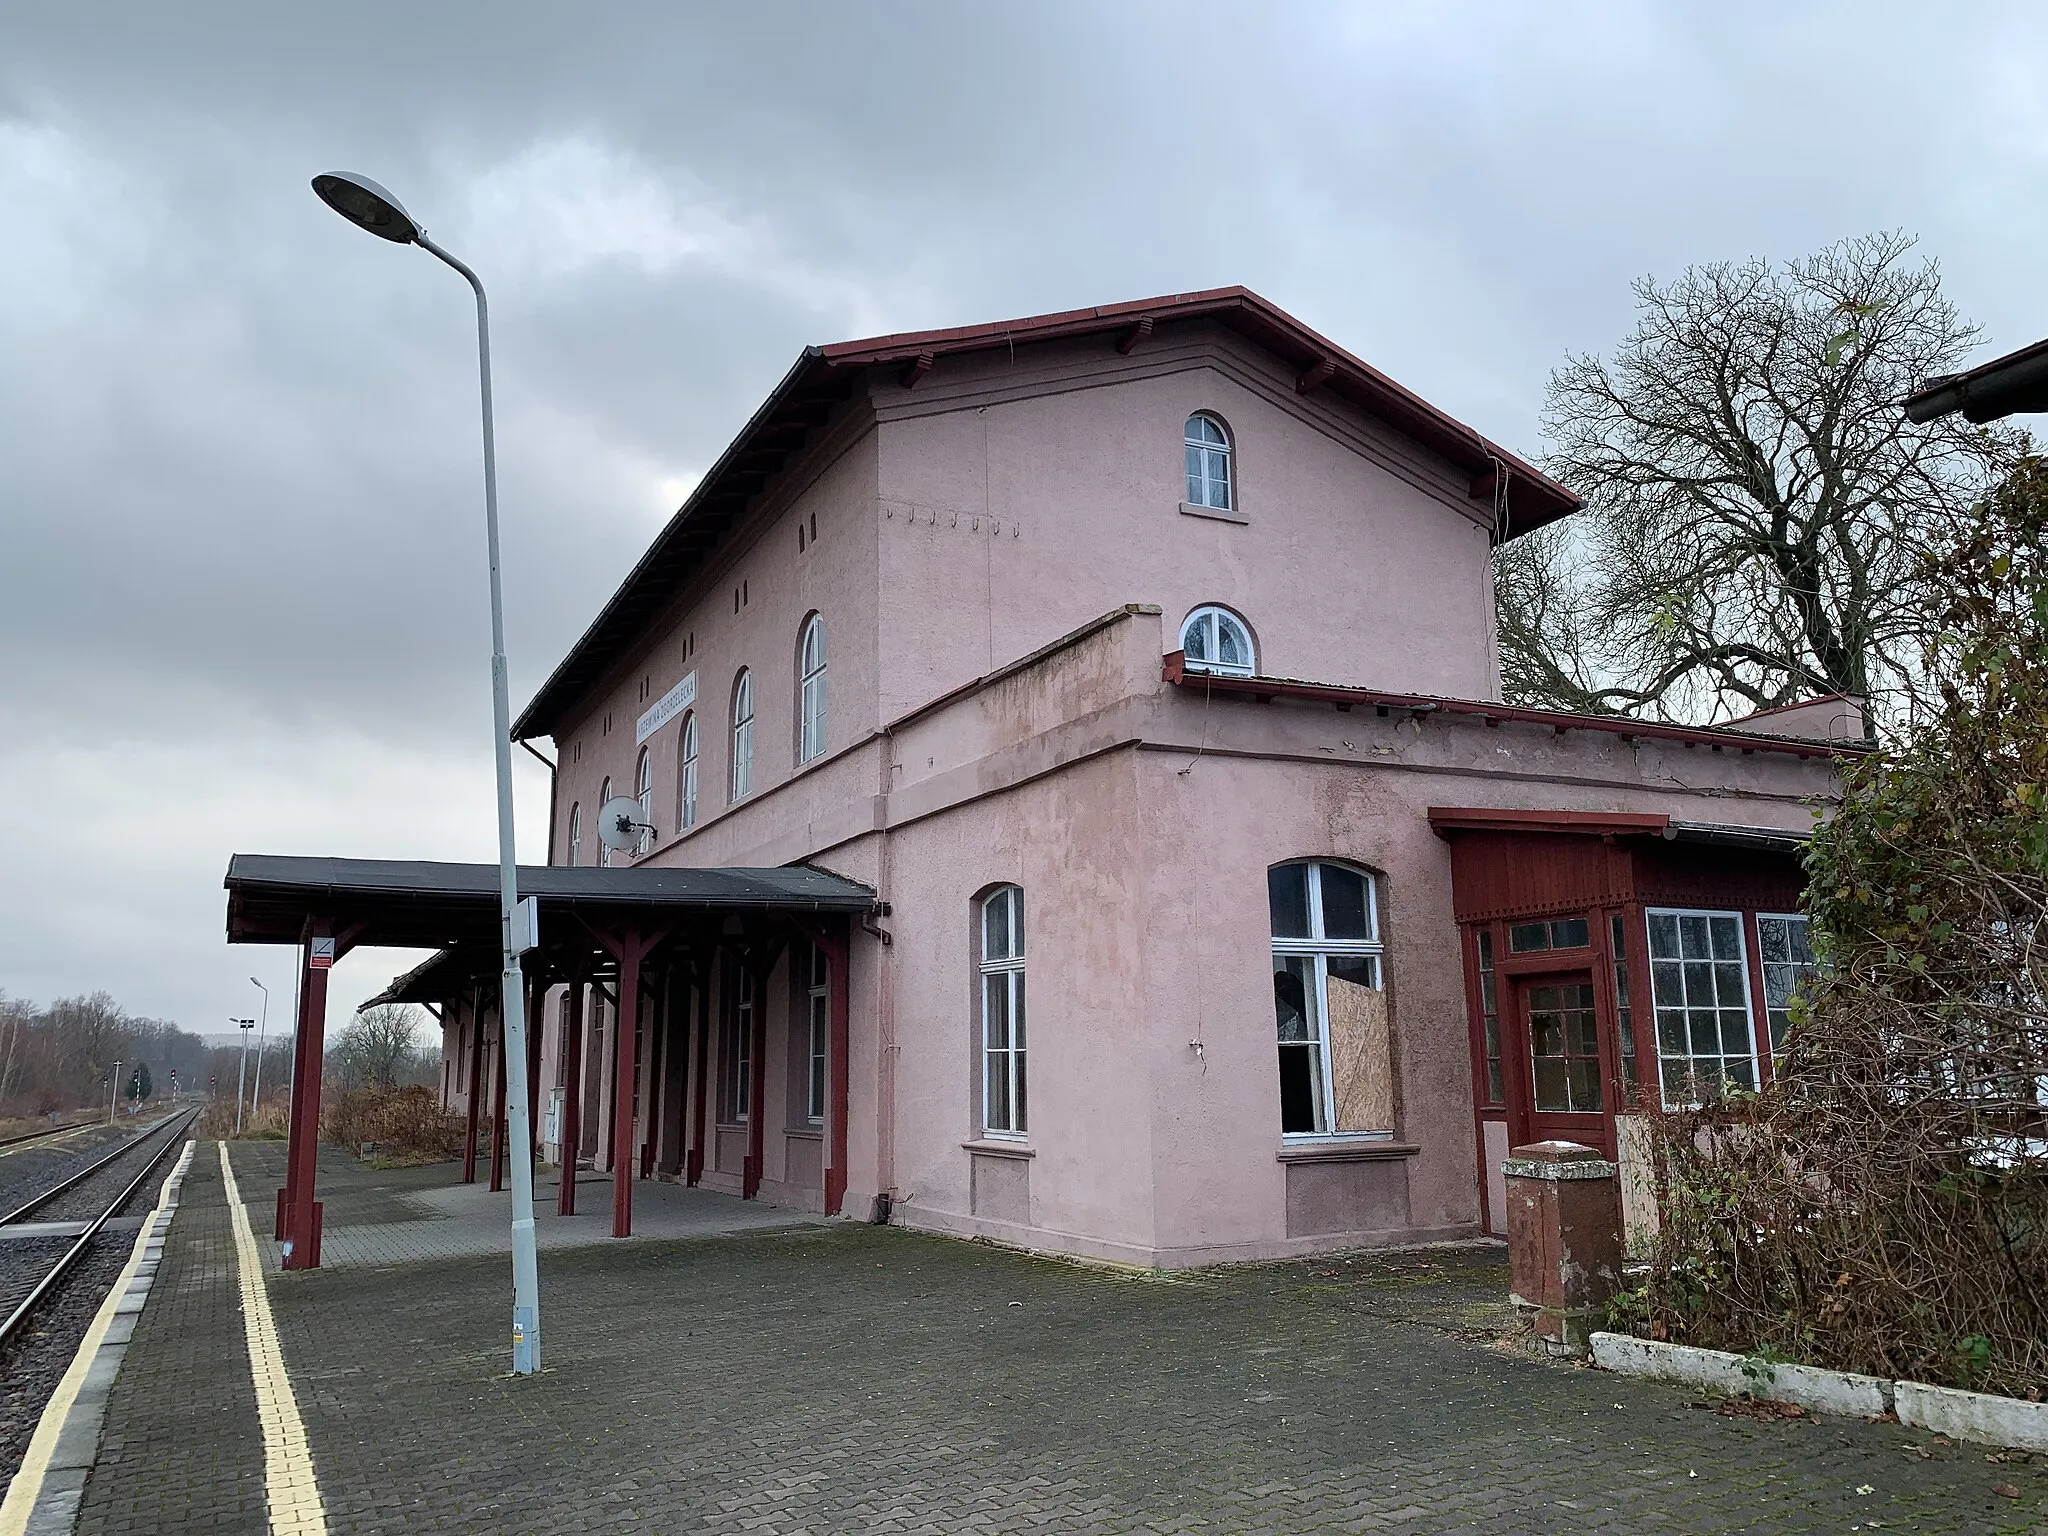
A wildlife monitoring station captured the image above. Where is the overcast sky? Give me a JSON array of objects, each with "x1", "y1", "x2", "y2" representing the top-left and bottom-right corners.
[{"x1": 3, "y1": 1, "x2": 2045, "y2": 1042}]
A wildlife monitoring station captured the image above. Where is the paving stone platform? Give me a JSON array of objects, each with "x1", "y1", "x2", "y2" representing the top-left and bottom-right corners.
[{"x1": 63, "y1": 1144, "x2": 2048, "y2": 1534}]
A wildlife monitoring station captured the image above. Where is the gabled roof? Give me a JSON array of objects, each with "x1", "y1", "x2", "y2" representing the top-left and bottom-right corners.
[{"x1": 512, "y1": 286, "x2": 1580, "y2": 741}]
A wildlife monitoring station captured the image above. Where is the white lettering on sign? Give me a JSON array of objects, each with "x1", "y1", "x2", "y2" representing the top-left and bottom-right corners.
[{"x1": 636, "y1": 671, "x2": 697, "y2": 745}]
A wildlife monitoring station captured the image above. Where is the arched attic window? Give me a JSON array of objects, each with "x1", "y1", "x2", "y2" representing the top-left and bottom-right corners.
[
  {"x1": 1185, "y1": 413, "x2": 1233, "y2": 511},
  {"x1": 731, "y1": 670, "x2": 754, "y2": 800},
  {"x1": 635, "y1": 746, "x2": 654, "y2": 856},
  {"x1": 798, "y1": 615, "x2": 827, "y2": 764},
  {"x1": 1180, "y1": 606, "x2": 1256, "y2": 677},
  {"x1": 677, "y1": 712, "x2": 698, "y2": 830}
]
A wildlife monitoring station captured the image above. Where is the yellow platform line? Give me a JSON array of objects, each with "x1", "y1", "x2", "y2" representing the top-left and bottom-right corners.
[
  {"x1": 220, "y1": 1143, "x2": 329, "y2": 1536},
  {"x1": 0, "y1": 1140, "x2": 195, "y2": 1535}
]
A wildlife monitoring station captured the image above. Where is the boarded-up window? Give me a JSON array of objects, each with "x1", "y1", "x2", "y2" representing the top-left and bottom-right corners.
[{"x1": 1270, "y1": 861, "x2": 1393, "y2": 1137}]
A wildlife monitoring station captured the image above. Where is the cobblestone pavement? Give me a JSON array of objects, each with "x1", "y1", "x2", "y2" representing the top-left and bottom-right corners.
[{"x1": 69, "y1": 1146, "x2": 2048, "y2": 1535}]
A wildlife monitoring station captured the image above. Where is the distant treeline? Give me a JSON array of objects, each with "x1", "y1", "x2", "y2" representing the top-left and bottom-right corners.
[{"x1": 0, "y1": 989, "x2": 290, "y2": 1117}]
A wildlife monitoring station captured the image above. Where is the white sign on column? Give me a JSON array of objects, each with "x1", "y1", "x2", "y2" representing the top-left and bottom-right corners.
[{"x1": 636, "y1": 671, "x2": 697, "y2": 744}]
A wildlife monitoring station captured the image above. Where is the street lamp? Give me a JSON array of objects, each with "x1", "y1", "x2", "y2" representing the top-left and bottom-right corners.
[
  {"x1": 108, "y1": 1061, "x2": 122, "y2": 1125},
  {"x1": 249, "y1": 977, "x2": 270, "y2": 1120},
  {"x1": 311, "y1": 171, "x2": 542, "y2": 1376},
  {"x1": 231, "y1": 1018, "x2": 256, "y2": 1133}
]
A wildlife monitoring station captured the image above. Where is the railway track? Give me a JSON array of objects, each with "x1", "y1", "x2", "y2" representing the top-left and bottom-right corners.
[
  {"x1": 0, "y1": 1107, "x2": 199, "y2": 1350},
  {"x1": 0, "y1": 1117, "x2": 101, "y2": 1154}
]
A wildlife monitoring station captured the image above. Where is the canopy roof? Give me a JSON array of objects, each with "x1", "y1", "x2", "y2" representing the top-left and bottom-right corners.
[{"x1": 224, "y1": 854, "x2": 875, "y2": 949}]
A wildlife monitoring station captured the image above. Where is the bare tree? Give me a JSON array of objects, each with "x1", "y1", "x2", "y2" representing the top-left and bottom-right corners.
[
  {"x1": 329, "y1": 1004, "x2": 430, "y2": 1090},
  {"x1": 1502, "y1": 232, "x2": 2016, "y2": 731}
]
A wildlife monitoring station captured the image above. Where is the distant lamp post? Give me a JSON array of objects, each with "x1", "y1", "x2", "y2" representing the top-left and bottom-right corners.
[
  {"x1": 311, "y1": 171, "x2": 542, "y2": 1377},
  {"x1": 231, "y1": 1018, "x2": 256, "y2": 1133},
  {"x1": 108, "y1": 1061, "x2": 122, "y2": 1125},
  {"x1": 249, "y1": 977, "x2": 271, "y2": 1119}
]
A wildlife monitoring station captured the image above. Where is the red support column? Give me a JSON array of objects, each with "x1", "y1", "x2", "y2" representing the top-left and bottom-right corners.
[
  {"x1": 610, "y1": 929, "x2": 644, "y2": 1237},
  {"x1": 640, "y1": 981, "x2": 662, "y2": 1180},
  {"x1": 558, "y1": 978, "x2": 584, "y2": 1216},
  {"x1": 488, "y1": 1016, "x2": 507, "y2": 1194},
  {"x1": 743, "y1": 960, "x2": 767, "y2": 1200},
  {"x1": 526, "y1": 972, "x2": 544, "y2": 1162},
  {"x1": 820, "y1": 925, "x2": 851, "y2": 1217},
  {"x1": 280, "y1": 933, "x2": 335, "y2": 1270},
  {"x1": 461, "y1": 994, "x2": 484, "y2": 1184},
  {"x1": 686, "y1": 964, "x2": 711, "y2": 1186}
]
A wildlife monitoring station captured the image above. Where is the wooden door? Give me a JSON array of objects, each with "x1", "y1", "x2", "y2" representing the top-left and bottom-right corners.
[{"x1": 1506, "y1": 970, "x2": 1615, "y2": 1159}]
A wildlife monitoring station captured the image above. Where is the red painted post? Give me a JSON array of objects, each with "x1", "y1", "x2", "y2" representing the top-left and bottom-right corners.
[
  {"x1": 281, "y1": 936, "x2": 333, "y2": 1271},
  {"x1": 558, "y1": 979, "x2": 584, "y2": 1216},
  {"x1": 277, "y1": 939, "x2": 320, "y2": 1240},
  {"x1": 611, "y1": 930, "x2": 642, "y2": 1237},
  {"x1": 1505, "y1": 1140, "x2": 1624, "y2": 1356},
  {"x1": 821, "y1": 925, "x2": 850, "y2": 1217},
  {"x1": 526, "y1": 972, "x2": 544, "y2": 1161},
  {"x1": 686, "y1": 964, "x2": 711, "y2": 1185},
  {"x1": 461, "y1": 994, "x2": 484, "y2": 1184},
  {"x1": 488, "y1": 1015, "x2": 507, "y2": 1194},
  {"x1": 640, "y1": 982, "x2": 662, "y2": 1180}
]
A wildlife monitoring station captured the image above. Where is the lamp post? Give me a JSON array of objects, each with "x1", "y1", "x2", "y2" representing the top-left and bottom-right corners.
[
  {"x1": 231, "y1": 1018, "x2": 256, "y2": 1133},
  {"x1": 108, "y1": 1061, "x2": 121, "y2": 1125},
  {"x1": 249, "y1": 977, "x2": 270, "y2": 1120},
  {"x1": 311, "y1": 171, "x2": 542, "y2": 1376}
]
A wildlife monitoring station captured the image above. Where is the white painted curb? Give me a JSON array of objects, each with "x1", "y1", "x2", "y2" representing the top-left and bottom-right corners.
[
  {"x1": 1896, "y1": 1381, "x2": 2048, "y2": 1454},
  {"x1": 1590, "y1": 1333, "x2": 1891, "y2": 1417}
]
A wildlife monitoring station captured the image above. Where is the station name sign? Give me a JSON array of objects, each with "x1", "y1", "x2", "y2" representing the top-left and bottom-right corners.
[{"x1": 635, "y1": 671, "x2": 697, "y2": 745}]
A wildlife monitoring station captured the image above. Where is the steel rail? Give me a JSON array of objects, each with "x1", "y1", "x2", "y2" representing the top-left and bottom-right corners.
[
  {"x1": 0, "y1": 1110, "x2": 194, "y2": 1228},
  {"x1": 0, "y1": 1121, "x2": 94, "y2": 1153},
  {"x1": 0, "y1": 1107, "x2": 198, "y2": 1351}
]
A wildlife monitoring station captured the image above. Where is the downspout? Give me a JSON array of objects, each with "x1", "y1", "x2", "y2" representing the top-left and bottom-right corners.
[
  {"x1": 876, "y1": 719, "x2": 899, "y2": 1216},
  {"x1": 520, "y1": 738, "x2": 559, "y2": 866}
]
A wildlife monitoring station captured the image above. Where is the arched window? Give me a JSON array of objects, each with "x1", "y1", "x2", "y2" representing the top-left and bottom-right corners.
[
  {"x1": 1181, "y1": 606, "x2": 1256, "y2": 677},
  {"x1": 634, "y1": 747, "x2": 654, "y2": 856},
  {"x1": 677, "y1": 712, "x2": 698, "y2": 831},
  {"x1": 1185, "y1": 413, "x2": 1233, "y2": 511},
  {"x1": 1269, "y1": 860, "x2": 1391, "y2": 1137},
  {"x1": 797, "y1": 615, "x2": 828, "y2": 764},
  {"x1": 979, "y1": 885, "x2": 1027, "y2": 1137},
  {"x1": 730, "y1": 670, "x2": 754, "y2": 800},
  {"x1": 567, "y1": 802, "x2": 582, "y2": 867},
  {"x1": 597, "y1": 777, "x2": 613, "y2": 866}
]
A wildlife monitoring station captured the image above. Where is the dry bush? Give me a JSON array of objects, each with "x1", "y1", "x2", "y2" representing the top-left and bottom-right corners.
[
  {"x1": 323, "y1": 1083, "x2": 462, "y2": 1165},
  {"x1": 195, "y1": 1098, "x2": 288, "y2": 1141},
  {"x1": 1614, "y1": 460, "x2": 2048, "y2": 1398}
]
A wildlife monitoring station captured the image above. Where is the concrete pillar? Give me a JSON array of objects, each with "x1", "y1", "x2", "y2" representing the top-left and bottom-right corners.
[{"x1": 1505, "y1": 1139, "x2": 1624, "y2": 1357}]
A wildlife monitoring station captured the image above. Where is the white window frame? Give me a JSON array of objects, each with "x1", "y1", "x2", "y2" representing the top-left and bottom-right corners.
[
  {"x1": 634, "y1": 746, "x2": 654, "y2": 856},
  {"x1": 1184, "y1": 413, "x2": 1233, "y2": 510},
  {"x1": 1271, "y1": 860, "x2": 1389, "y2": 1141},
  {"x1": 677, "y1": 712, "x2": 698, "y2": 830},
  {"x1": 1179, "y1": 605, "x2": 1256, "y2": 677},
  {"x1": 806, "y1": 944, "x2": 828, "y2": 1124},
  {"x1": 730, "y1": 670, "x2": 754, "y2": 801},
  {"x1": 596, "y1": 777, "x2": 613, "y2": 866},
  {"x1": 798, "y1": 616, "x2": 827, "y2": 765},
  {"x1": 722, "y1": 964, "x2": 754, "y2": 1124},
  {"x1": 1645, "y1": 906, "x2": 1761, "y2": 1107},
  {"x1": 1755, "y1": 911, "x2": 1816, "y2": 1058},
  {"x1": 567, "y1": 802, "x2": 582, "y2": 867},
  {"x1": 979, "y1": 886, "x2": 1027, "y2": 1139}
]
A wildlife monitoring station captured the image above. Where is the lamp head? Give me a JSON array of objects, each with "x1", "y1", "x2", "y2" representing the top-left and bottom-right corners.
[{"x1": 311, "y1": 172, "x2": 421, "y2": 244}]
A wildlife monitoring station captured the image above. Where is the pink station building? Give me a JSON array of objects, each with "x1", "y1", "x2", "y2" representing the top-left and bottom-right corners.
[{"x1": 398, "y1": 288, "x2": 1858, "y2": 1266}]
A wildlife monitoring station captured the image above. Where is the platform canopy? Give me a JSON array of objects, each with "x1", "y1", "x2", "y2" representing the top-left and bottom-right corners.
[{"x1": 224, "y1": 854, "x2": 876, "y2": 950}]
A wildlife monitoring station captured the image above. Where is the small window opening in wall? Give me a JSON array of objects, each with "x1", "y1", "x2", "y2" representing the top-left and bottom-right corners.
[
  {"x1": 602, "y1": 711, "x2": 613, "y2": 737},
  {"x1": 1180, "y1": 606, "x2": 1255, "y2": 677},
  {"x1": 808, "y1": 512, "x2": 817, "y2": 542},
  {"x1": 1508, "y1": 916, "x2": 1590, "y2": 953},
  {"x1": 797, "y1": 523, "x2": 806, "y2": 552},
  {"x1": 743, "y1": 579, "x2": 749, "y2": 606},
  {"x1": 734, "y1": 588, "x2": 740, "y2": 613}
]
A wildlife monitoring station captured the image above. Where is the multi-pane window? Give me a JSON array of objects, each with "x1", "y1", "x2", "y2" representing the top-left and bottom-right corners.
[
  {"x1": 567, "y1": 802, "x2": 582, "y2": 867},
  {"x1": 1476, "y1": 927, "x2": 1503, "y2": 1105},
  {"x1": 980, "y1": 886, "x2": 1027, "y2": 1137},
  {"x1": 798, "y1": 616, "x2": 827, "y2": 764},
  {"x1": 1180, "y1": 606, "x2": 1256, "y2": 677},
  {"x1": 806, "y1": 944, "x2": 829, "y2": 1124},
  {"x1": 677, "y1": 713, "x2": 698, "y2": 830},
  {"x1": 720, "y1": 962, "x2": 754, "y2": 1122},
  {"x1": 730, "y1": 670, "x2": 754, "y2": 800},
  {"x1": 1756, "y1": 914, "x2": 1817, "y2": 1054},
  {"x1": 1509, "y1": 916, "x2": 1590, "y2": 953},
  {"x1": 1184, "y1": 414, "x2": 1233, "y2": 510},
  {"x1": 1528, "y1": 981, "x2": 1602, "y2": 1112},
  {"x1": 597, "y1": 777, "x2": 613, "y2": 866},
  {"x1": 1611, "y1": 913, "x2": 1640, "y2": 1101},
  {"x1": 1647, "y1": 909, "x2": 1759, "y2": 1105},
  {"x1": 634, "y1": 747, "x2": 654, "y2": 856},
  {"x1": 1270, "y1": 861, "x2": 1391, "y2": 1136}
]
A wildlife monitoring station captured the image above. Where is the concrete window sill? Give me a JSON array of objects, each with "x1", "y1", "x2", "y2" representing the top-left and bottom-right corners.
[
  {"x1": 783, "y1": 1126, "x2": 823, "y2": 1141},
  {"x1": 962, "y1": 1139, "x2": 1035, "y2": 1160},
  {"x1": 1276, "y1": 1140, "x2": 1419, "y2": 1164},
  {"x1": 1179, "y1": 500, "x2": 1250, "y2": 526}
]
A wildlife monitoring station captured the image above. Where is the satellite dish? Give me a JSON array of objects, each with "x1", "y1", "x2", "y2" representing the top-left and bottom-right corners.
[{"x1": 596, "y1": 796, "x2": 647, "y2": 853}]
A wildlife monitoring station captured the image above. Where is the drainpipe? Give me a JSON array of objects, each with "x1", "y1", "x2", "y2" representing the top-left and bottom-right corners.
[
  {"x1": 520, "y1": 739, "x2": 559, "y2": 866},
  {"x1": 875, "y1": 719, "x2": 899, "y2": 1210}
]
